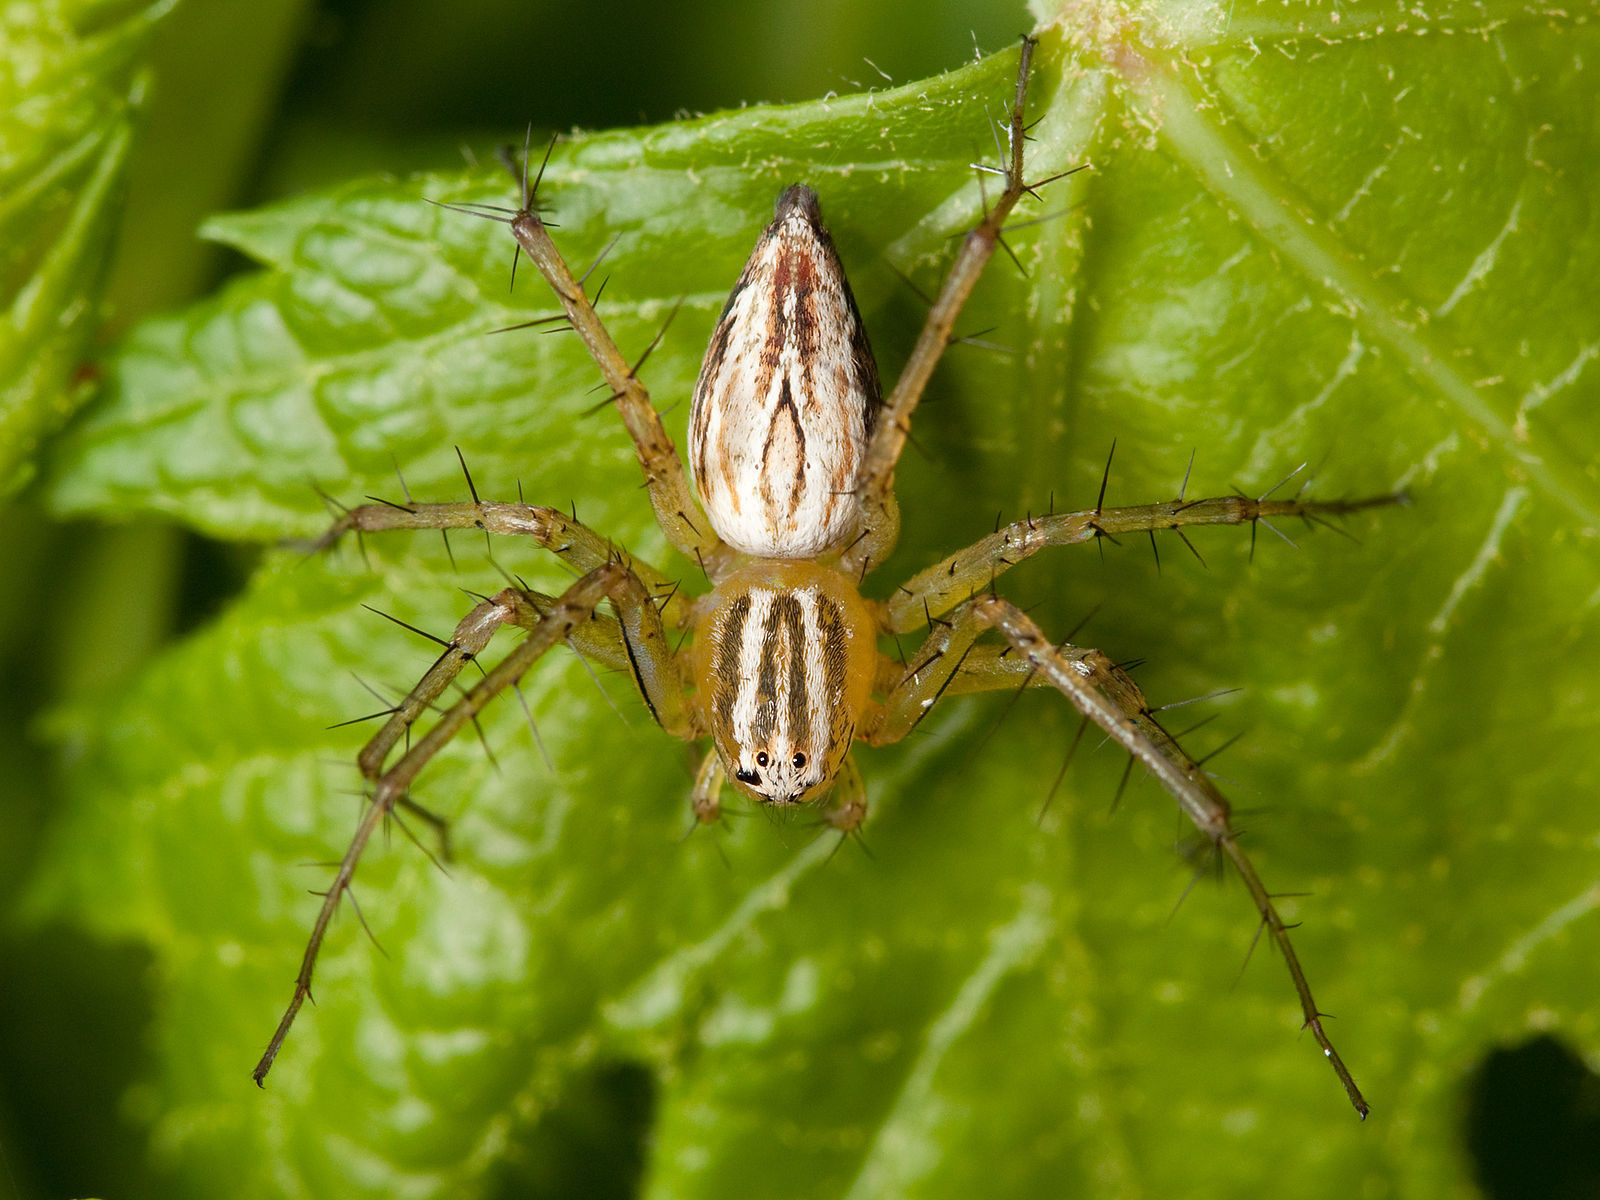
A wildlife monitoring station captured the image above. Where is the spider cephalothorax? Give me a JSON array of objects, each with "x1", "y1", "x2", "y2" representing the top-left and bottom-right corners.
[
  {"x1": 694, "y1": 559, "x2": 877, "y2": 806},
  {"x1": 255, "y1": 39, "x2": 1394, "y2": 1119}
]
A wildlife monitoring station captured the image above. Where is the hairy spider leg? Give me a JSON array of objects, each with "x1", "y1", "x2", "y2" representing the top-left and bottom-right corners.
[
  {"x1": 254, "y1": 561, "x2": 690, "y2": 1084},
  {"x1": 316, "y1": 498, "x2": 689, "y2": 628},
  {"x1": 502, "y1": 180, "x2": 732, "y2": 573},
  {"x1": 882, "y1": 489, "x2": 1405, "y2": 635},
  {"x1": 841, "y1": 35, "x2": 1084, "y2": 577},
  {"x1": 864, "y1": 593, "x2": 1369, "y2": 1117}
]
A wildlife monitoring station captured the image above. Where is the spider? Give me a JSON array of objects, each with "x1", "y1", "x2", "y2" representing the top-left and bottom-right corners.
[{"x1": 254, "y1": 39, "x2": 1394, "y2": 1117}]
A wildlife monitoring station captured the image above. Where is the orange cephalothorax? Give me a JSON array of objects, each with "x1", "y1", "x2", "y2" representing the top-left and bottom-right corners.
[{"x1": 694, "y1": 560, "x2": 877, "y2": 804}]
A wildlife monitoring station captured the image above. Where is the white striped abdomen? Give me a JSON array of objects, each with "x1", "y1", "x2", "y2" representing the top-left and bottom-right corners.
[{"x1": 689, "y1": 185, "x2": 880, "y2": 559}]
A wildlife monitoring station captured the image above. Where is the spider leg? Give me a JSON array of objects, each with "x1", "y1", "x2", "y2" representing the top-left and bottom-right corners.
[
  {"x1": 358, "y1": 565, "x2": 691, "y2": 782},
  {"x1": 313, "y1": 497, "x2": 691, "y2": 629},
  {"x1": 867, "y1": 595, "x2": 1369, "y2": 1119},
  {"x1": 255, "y1": 561, "x2": 692, "y2": 1086},
  {"x1": 843, "y1": 36, "x2": 1067, "y2": 577},
  {"x1": 495, "y1": 172, "x2": 730, "y2": 573},
  {"x1": 436, "y1": 144, "x2": 728, "y2": 569},
  {"x1": 884, "y1": 487, "x2": 1404, "y2": 634}
]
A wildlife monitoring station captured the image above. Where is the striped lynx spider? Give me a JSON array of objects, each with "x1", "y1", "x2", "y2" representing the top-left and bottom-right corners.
[{"x1": 256, "y1": 40, "x2": 1392, "y2": 1115}]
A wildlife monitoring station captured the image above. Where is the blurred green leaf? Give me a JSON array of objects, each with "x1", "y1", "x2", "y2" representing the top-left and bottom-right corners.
[
  {"x1": 0, "y1": 0, "x2": 175, "y2": 495},
  {"x1": 29, "y1": 7, "x2": 1600, "y2": 1198}
]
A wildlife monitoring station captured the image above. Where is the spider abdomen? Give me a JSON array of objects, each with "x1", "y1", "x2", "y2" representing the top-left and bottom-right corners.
[
  {"x1": 689, "y1": 185, "x2": 881, "y2": 559},
  {"x1": 694, "y1": 560, "x2": 877, "y2": 805}
]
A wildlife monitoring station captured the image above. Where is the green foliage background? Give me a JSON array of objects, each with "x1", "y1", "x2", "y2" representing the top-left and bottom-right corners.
[{"x1": 2, "y1": 0, "x2": 1597, "y2": 1197}]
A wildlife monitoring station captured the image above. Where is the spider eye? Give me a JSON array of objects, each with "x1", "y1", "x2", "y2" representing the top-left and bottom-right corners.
[
  {"x1": 734, "y1": 767, "x2": 759, "y2": 785},
  {"x1": 791, "y1": 752, "x2": 806, "y2": 770},
  {"x1": 755, "y1": 751, "x2": 769, "y2": 768}
]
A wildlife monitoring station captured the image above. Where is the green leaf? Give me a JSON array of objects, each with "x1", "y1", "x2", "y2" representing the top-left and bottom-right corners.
[
  {"x1": 29, "y1": 8, "x2": 1600, "y2": 1198},
  {"x1": 0, "y1": 0, "x2": 171, "y2": 497}
]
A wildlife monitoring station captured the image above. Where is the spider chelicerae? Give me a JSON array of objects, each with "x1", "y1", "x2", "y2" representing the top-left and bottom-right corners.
[{"x1": 255, "y1": 39, "x2": 1395, "y2": 1116}]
